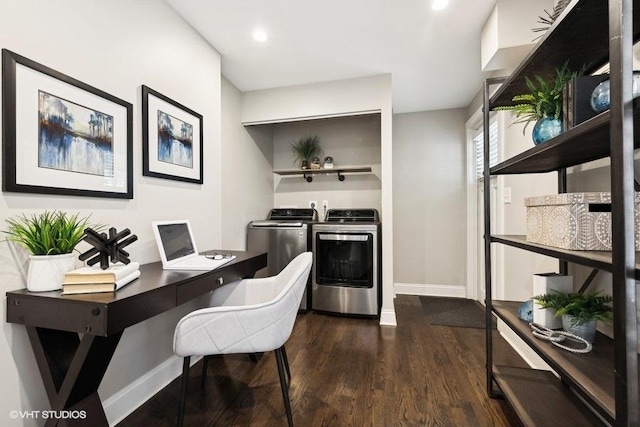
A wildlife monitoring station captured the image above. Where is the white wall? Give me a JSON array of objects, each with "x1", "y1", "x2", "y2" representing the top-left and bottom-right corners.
[
  {"x1": 272, "y1": 114, "x2": 381, "y2": 214},
  {"x1": 481, "y1": 0, "x2": 555, "y2": 71},
  {"x1": 496, "y1": 114, "x2": 558, "y2": 302},
  {"x1": 221, "y1": 77, "x2": 274, "y2": 249},
  {"x1": 393, "y1": 109, "x2": 468, "y2": 297},
  {"x1": 0, "y1": 1, "x2": 223, "y2": 425},
  {"x1": 241, "y1": 75, "x2": 396, "y2": 326}
]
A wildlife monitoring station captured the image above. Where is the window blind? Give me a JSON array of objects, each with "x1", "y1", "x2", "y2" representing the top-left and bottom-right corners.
[{"x1": 474, "y1": 120, "x2": 498, "y2": 180}]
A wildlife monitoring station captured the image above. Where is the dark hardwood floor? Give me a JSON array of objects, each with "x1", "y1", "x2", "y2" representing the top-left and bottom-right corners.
[{"x1": 117, "y1": 295, "x2": 524, "y2": 426}]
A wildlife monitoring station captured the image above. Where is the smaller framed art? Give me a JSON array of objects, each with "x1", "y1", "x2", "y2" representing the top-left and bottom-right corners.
[
  {"x1": 142, "y1": 86, "x2": 203, "y2": 184},
  {"x1": 2, "y1": 49, "x2": 133, "y2": 199}
]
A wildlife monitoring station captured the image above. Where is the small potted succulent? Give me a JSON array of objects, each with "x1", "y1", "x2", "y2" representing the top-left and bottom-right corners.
[
  {"x1": 533, "y1": 290, "x2": 613, "y2": 342},
  {"x1": 290, "y1": 135, "x2": 322, "y2": 169},
  {"x1": 4, "y1": 210, "x2": 97, "y2": 292}
]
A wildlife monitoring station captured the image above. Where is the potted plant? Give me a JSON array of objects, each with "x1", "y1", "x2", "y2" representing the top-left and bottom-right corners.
[
  {"x1": 496, "y1": 62, "x2": 581, "y2": 145},
  {"x1": 4, "y1": 210, "x2": 96, "y2": 292},
  {"x1": 290, "y1": 135, "x2": 322, "y2": 169},
  {"x1": 533, "y1": 290, "x2": 613, "y2": 342}
]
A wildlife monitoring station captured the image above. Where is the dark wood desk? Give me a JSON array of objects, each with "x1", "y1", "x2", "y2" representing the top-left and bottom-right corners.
[{"x1": 6, "y1": 250, "x2": 267, "y2": 427}]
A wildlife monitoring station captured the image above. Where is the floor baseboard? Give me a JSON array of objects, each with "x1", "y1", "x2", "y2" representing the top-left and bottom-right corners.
[
  {"x1": 103, "y1": 355, "x2": 200, "y2": 426},
  {"x1": 395, "y1": 282, "x2": 466, "y2": 298}
]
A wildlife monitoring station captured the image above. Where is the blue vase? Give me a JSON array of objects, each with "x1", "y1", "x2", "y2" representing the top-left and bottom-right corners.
[
  {"x1": 532, "y1": 116, "x2": 563, "y2": 145},
  {"x1": 590, "y1": 71, "x2": 640, "y2": 113},
  {"x1": 590, "y1": 79, "x2": 610, "y2": 113}
]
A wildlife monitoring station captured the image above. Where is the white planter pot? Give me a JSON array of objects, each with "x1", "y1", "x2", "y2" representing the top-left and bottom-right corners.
[
  {"x1": 27, "y1": 253, "x2": 76, "y2": 292},
  {"x1": 562, "y1": 314, "x2": 597, "y2": 343}
]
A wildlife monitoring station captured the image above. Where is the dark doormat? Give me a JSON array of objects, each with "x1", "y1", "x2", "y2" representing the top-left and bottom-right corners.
[{"x1": 419, "y1": 296, "x2": 496, "y2": 329}]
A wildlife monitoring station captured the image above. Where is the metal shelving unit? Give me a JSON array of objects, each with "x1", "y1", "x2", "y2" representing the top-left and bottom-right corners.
[{"x1": 483, "y1": 0, "x2": 640, "y2": 425}]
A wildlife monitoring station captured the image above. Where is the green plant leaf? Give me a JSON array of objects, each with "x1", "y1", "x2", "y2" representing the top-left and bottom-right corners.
[
  {"x1": 533, "y1": 290, "x2": 613, "y2": 325},
  {"x1": 3, "y1": 210, "x2": 101, "y2": 255},
  {"x1": 500, "y1": 60, "x2": 584, "y2": 131}
]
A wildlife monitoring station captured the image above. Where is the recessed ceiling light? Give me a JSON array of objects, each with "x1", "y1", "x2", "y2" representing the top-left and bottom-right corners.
[
  {"x1": 253, "y1": 29, "x2": 268, "y2": 43},
  {"x1": 432, "y1": 0, "x2": 449, "y2": 10}
]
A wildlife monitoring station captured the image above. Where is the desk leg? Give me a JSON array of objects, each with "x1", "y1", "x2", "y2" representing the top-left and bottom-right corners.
[{"x1": 27, "y1": 327, "x2": 122, "y2": 427}]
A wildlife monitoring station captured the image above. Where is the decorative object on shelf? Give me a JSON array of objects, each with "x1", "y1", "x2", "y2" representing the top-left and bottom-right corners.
[
  {"x1": 531, "y1": 116, "x2": 563, "y2": 145},
  {"x1": 530, "y1": 322, "x2": 592, "y2": 354},
  {"x1": 532, "y1": 0, "x2": 571, "y2": 40},
  {"x1": 323, "y1": 156, "x2": 334, "y2": 169},
  {"x1": 2, "y1": 49, "x2": 133, "y2": 199},
  {"x1": 290, "y1": 134, "x2": 322, "y2": 169},
  {"x1": 590, "y1": 71, "x2": 640, "y2": 113},
  {"x1": 3, "y1": 211, "x2": 99, "y2": 292},
  {"x1": 525, "y1": 191, "x2": 640, "y2": 250},
  {"x1": 518, "y1": 300, "x2": 533, "y2": 322},
  {"x1": 532, "y1": 273, "x2": 573, "y2": 329},
  {"x1": 310, "y1": 156, "x2": 321, "y2": 169},
  {"x1": 79, "y1": 227, "x2": 138, "y2": 270},
  {"x1": 562, "y1": 74, "x2": 610, "y2": 130},
  {"x1": 142, "y1": 85, "x2": 204, "y2": 184},
  {"x1": 533, "y1": 290, "x2": 613, "y2": 343},
  {"x1": 495, "y1": 61, "x2": 582, "y2": 145}
]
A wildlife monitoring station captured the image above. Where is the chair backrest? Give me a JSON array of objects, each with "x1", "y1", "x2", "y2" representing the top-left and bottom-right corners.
[
  {"x1": 273, "y1": 251, "x2": 312, "y2": 301},
  {"x1": 174, "y1": 252, "x2": 312, "y2": 356},
  {"x1": 262, "y1": 252, "x2": 313, "y2": 347}
]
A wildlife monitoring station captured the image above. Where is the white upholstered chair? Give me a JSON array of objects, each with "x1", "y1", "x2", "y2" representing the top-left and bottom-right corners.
[{"x1": 173, "y1": 252, "x2": 312, "y2": 427}]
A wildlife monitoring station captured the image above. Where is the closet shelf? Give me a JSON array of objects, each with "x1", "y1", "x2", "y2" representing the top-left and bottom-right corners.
[{"x1": 273, "y1": 166, "x2": 372, "y2": 182}]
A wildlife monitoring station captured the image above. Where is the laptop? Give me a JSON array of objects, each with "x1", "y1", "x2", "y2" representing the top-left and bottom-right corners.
[{"x1": 152, "y1": 220, "x2": 235, "y2": 270}]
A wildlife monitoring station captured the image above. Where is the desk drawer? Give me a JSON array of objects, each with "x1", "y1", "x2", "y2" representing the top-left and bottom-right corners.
[{"x1": 176, "y1": 268, "x2": 244, "y2": 305}]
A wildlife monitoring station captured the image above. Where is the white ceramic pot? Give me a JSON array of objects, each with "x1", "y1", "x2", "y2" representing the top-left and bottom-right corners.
[
  {"x1": 562, "y1": 314, "x2": 597, "y2": 343},
  {"x1": 27, "y1": 253, "x2": 76, "y2": 292}
]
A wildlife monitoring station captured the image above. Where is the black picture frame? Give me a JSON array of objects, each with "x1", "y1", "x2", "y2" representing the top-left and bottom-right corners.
[
  {"x1": 142, "y1": 85, "x2": 204, "y2": 184},
  {"x1": 2, "y1": 49, "x2": 133, "y2": 199}
]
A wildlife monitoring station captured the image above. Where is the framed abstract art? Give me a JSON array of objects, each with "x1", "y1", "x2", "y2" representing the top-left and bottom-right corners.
[
  {"x1": 141, "y1": 85, "x2": 203, "y2": 184},
  {"x1": 2, "y1": 49, "x2": 133, "y2": 198}
]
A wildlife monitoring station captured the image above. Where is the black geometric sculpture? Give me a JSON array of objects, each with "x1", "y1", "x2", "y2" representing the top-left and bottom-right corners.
[{"x1": 79, "y1": 227, "x2": 138, "y2": 270}]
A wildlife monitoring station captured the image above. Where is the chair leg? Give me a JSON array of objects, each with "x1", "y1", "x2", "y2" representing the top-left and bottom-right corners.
[
  {"x1": 249, "y1": 352, "x2": 264, "y2": 363},
  {"x1": 281, "y1": 345, "x2": 292, "y2": 384},
  {"x1": 177, "y1": 356, "x2": 190, "y2": 427},
  {"x1": 200, "y1": 355, "x2": 209, "y2": 389},
  {"x1": 275, "y1": 347, "x2": 294, "y2": 427}
]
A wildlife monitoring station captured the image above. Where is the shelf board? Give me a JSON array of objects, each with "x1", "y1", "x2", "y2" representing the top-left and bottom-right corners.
[
  {"x1": 490, "y1": 98, "x2": 640, "y2": 175},
  {"x1": 493, "y1": 365, "x2": 605, "y2": 426},
  {"x1": 491, "y1": 235, "x2": 640, "y2": 280},
  {"x1": 490, "y1": 0, "x2": 640, "y2": 108},
  {"x1": 273, "y1": 166, "x2": 372, "y2": 176},
  {"x1": 493, "y1": 302, "x2": 616, "y2": 423}
]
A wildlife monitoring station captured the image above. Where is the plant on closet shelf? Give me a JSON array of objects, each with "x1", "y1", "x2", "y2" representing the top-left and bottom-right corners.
[{"x1": 290, "y1": 134, "x2": 322, "y2": 169}]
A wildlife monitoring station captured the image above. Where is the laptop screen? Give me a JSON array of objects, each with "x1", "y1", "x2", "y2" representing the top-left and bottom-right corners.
[{"x1": 157, "y1": 223, "x2": 196, "y2": 261}]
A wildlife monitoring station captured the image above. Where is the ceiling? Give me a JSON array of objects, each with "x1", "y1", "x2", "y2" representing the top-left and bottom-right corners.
[{"x1": 166, "y1": 0, "x2": 498, "y2": 114}]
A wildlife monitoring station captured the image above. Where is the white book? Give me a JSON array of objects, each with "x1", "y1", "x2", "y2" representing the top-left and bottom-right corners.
[{"x1": 64, "y1": 262, "x2": 140, "y2": 284}]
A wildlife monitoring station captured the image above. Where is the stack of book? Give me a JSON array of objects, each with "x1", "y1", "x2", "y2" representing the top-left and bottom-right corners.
[{"x1": 62, "y1": 262, "x2": 141, "y2": 295}]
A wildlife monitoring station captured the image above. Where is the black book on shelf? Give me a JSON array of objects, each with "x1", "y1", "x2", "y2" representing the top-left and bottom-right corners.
[{"x1": 562, "y1": 74, "x2": 609, "y2": 131}]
